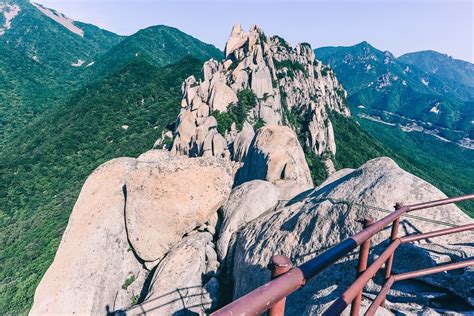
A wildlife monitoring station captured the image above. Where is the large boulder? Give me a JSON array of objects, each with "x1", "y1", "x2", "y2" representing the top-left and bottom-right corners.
[
  {"x1": 126, "y1": 232, "x2": 218, "y2": 315},
  {"x1": 30, "y1": 158, "x2": 146, "y2": 315},
  {"x1": 216, "y1": 180, "x2": 280, "y2": 261},
  {"x1": 234, "y1": 125, "x2": 313, "y2": 199},
  {"x1": 229, "y1": 157, "x2": 473, "y2": 315},
  {"x1": 30, "y1": 150, "x2": 233, "y2": 314},
  {"x1": 125, "y1": 150, "x2": 233, "y2": 262},
  {"x1": 209, "y1": 81, "x2": 238, "y2": 112}
]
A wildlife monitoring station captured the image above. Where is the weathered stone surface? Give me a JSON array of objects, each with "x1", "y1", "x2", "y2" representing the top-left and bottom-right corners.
[
  {"x1": 169, "y1": 24, "x2": 350, "y2": 169},
  {"x1": 216, "y1": 180, "x2": 280, "y2": 261},
  {"x1": 251, "y1": 66, "x2": 273, "y2": 98},
  {"x1": 172, "y1": 110, "x2": 198, "y2": 155},
  {"x1": 126, "y1": 150, "x2": 233, "y2": 262},
  {"x1": 234, "y1": 125, "x2": 313, "y2": 199},
  {"x1": 31, "y1": 150, "x2": 234, "y2": 314},
  {"x1": 230, "y1": 157, "x2": 473, "y2": 315},
  {"x1": 30, "y1": 158, "x2": 145, "y2": 315},
  {"x1": 126, "y1": 232, "x2": 217, "y2": 315},
  {"x1": 233, "y1": 121, "x2": 255, "y2": 162},
  {"x1": 225, "y1": 23, "x2": 248, "y2": 59},
  {"x1": 212, "y1": 132, "x2": 228, "y2": 158},
  {"x1": 323, "y1": 157, "x2": 336, "y2": 175},
  {"x1": 209, "y1": 81, "x2": 238, "y2": 112}
]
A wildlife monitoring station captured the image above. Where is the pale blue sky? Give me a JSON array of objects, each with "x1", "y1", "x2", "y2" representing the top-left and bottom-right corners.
[{"x1": 36, "y1": 0, "x2": 474, "y2": 62}]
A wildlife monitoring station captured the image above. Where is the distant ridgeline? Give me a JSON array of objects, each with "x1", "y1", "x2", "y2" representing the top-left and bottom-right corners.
[
  {"x1": 0, "y1": 0, "x2": 222, "y2": 145},
  {"x1": 315, "y1": 43, "x2": 474, "y2": 146},
  {"x1": 314, "y1": 42, "x2": 474, "y2": 214}
]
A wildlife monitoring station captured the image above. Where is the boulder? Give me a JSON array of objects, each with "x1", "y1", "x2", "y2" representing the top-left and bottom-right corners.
[
  {"x1": 250, "y1": 67, "x2": 273, "y2": 98},
  {"x1": 31, "y1": 150, "x2": 234, "y2": 314},
  {"x1": 125, "y1": 150, "x2": 233, "y2": 262},
  {"x1": 126, "y1": 232, "x2": 217, "y2": 315},
  {"x1": 211, "y1": 132, "x2": 228, "y2": 158},
  {"x1": 172, "y1": 110, "x2": 197, "y2": 155},
  {"x1": 209, "y1": 81, "x2": 238, "y2": 112},
  {"x1": 232, "y1": 121, "x2": 255, "y2": 162},
  {"x1": 230, "y1": 157, "x2": 473, "y2": 315},
  {"x1": 259, "y1": 104, "x2": 281, "y2": 125},
  {"x1": 216, "y1": 180, "x2": 280, "y2": 261},
  {"x1": 225, "y1": 23, "x2": 249, "y2": 59},
  {"x1": 234, "y1": 125, "x2": 313, "y2": 199},
  {"x1": 30, "y1": 158, "x2": 145, "y2": 315}
]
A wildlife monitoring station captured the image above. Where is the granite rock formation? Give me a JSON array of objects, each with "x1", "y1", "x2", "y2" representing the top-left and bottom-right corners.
[{"x1": 171, "y1": 24, "x2": 350, "y2": 173}]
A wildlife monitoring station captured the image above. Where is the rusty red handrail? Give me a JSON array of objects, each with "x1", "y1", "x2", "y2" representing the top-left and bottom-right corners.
[
  {"x1": 324, "y1": 221, "x2": 474, "y2": 315},
  {"x1": 365, "y1": 258, "x2": 474, "y2": 316},
  {"x1": 211, "y1": 193, "x2": 474, "y2": 316}
]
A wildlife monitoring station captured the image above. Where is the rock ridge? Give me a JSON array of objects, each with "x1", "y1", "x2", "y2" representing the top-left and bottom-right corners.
[{"x1": 170, "y1": 24, "x2": 350, "y2": 168}]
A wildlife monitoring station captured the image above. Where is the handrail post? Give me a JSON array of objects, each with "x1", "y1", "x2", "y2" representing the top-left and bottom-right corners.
[
  {"x1": 350, "y1": 217, "x2": 374, "y2": 316},
  {"x1": 211, "y1": 194, "x2": 474, "y2": 316},
  {"x1": 268, "y1": 255, "x2": 292, "y2": 316},
  {"x1": 381, "y1": 203, "x2": 402, "y2": 307}
]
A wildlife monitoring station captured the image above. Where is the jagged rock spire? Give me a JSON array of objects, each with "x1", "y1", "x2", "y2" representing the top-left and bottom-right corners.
[{"x1": 170, "y1": 24, "x2": 350, "y2": 171}]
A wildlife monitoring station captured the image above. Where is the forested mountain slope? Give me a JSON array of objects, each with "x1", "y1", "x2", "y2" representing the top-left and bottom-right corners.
[
  {"x1": 399, "y1": 50, "x2": 474, "y2": 88},
  {"x1": 315, "y1": 42, "x2": 474, "y2": 143},
  {"x1": 0, "y1": 56, "x2": 204, "y2": 314},
  {"x1": 88, "y1": 25, "x2": 223, "y2": 79}
]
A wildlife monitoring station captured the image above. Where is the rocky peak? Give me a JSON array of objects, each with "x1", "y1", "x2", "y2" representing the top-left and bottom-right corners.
[
  {"x1": 383, "y1": 51, "x2": 395, "y2": 64},
  {"x1": 0, "y1": 3, "x2": 20, "y2": 36},
  {"x1": 170, "y1": 24, "x2": 350, "y2": 172}
]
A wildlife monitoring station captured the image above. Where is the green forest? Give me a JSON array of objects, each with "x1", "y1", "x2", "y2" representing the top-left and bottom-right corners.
[
  {"x1": 1, "y1": 2, "x2": 472, "y2": 314},
  {"x1": 0, "y1": 57, "x2": 203, "y2": 313}
]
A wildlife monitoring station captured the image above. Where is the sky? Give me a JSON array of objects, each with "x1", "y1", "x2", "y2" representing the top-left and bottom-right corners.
[{"x1": 35, "y1": 0, "x2": 474, "y2": 62}]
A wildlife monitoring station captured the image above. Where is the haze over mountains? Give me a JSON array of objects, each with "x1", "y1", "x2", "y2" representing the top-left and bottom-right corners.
[{"x1": 0, "y1": 1, "x2": 473, "y2": 315}]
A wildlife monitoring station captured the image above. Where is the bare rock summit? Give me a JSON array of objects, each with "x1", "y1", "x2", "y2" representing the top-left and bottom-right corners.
[{"x1": 170, "y1": 24, "x2": 350, "y2": 173}]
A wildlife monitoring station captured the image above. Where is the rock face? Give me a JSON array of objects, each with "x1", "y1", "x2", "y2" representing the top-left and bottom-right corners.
[
  {"x1": 229, "y1": 157, "x2": 473, "y2": 315},
  {"x1": 127, "y1": 232, "x2": 218, "y2": 315},
  {"x1": 216, "y1": 180, "x2": 280, "y2": 261},
  {"x1": 171, "y1": 24, "x2": 350, "y2": 169},
  {"x1": 126, "y1": 150, "x2": 233, "y2": 262},
  {"x1": 30, "y1": 24, "x2": 473, "y2": 316},
  {"x1": 30, "y1": 150, "x2": 233, "y2": 315},
  {"x1": 232, "y1": 121, "x2": 255, "y2": 162},
  {"x1": 235, "y1": 125, "x2": 313, "y2": 199},
  {"x1": 30, "y1": 158, "x2": 145, "y2": 315}
]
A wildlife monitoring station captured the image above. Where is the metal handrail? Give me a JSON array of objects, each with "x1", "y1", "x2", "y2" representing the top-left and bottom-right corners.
[
  {"x1": 211, "y1": 193, "x2": 474, "y2": 316},
  {"x1": 324, "y1": 221, "x2": 474, "y2": 315}
]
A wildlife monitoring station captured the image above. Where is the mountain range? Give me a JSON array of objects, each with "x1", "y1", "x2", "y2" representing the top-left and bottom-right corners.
[
  {"x1": 316, "y1": 42, "x2": 474, "y2": 145},
  {"x1": 315, "y1": 40, "x2": 474, "y2": 216},
  {"x1": 0, "y1": 1, "x2": 472, "y2": 314},
  {"x1": 0, "y1": 1, "x2": 221, "y2": 313},
  {"x1": 0, "y1": 0, "x2": 222, "y2": 146},
  {"x1": 399, "y1": 50, "x2": 474, "y2": 88},
  {"x1": 28, "y1": 23, "x2": 474, "y2": 315}
]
